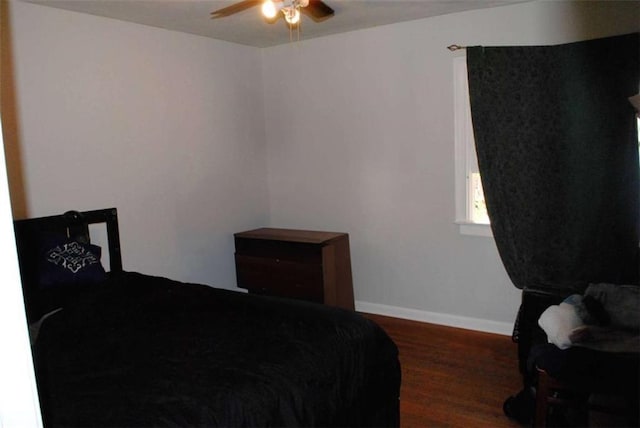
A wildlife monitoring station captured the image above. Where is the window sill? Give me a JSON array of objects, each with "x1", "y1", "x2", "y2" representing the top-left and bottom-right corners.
[{"x1": 455, "y1": 221, "x2": 493, "y2": 237}]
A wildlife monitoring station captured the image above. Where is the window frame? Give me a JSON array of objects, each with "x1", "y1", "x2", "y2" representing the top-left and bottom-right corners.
[{"x1": 453, "y1": 56, "x2": 492, "y2": 237}]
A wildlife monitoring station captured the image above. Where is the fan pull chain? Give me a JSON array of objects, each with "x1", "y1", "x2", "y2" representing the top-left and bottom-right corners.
[{"x1": 288, "y1": 7, "x2": 301, "y2": 43}]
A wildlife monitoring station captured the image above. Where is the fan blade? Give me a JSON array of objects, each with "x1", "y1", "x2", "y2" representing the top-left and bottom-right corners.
[
  {"x1": 301, "y1": 0, "x2": 334, "y2": 21},
  {"x1": 210, "y1": 0, "x2": 262, "y2": 18}
]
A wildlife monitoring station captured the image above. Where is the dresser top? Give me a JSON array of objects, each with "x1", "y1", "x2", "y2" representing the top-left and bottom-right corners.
[{"x1": 234, "y1": 228, "x2": 347, "y2": 245}]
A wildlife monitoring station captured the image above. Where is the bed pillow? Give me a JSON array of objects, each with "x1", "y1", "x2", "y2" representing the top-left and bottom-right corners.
[{"x1": 38, "y1": 238, "x2": 107, "y2": 289}]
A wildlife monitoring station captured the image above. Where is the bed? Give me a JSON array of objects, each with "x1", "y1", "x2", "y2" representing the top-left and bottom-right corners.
[{"x1": 14, "y1": 208, "x2": 401, "y2": 427}]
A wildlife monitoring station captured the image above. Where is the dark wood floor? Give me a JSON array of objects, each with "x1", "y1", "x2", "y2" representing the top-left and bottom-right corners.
[{"x1": 363, "y1": 313, "x2": 523, "y2": 428}]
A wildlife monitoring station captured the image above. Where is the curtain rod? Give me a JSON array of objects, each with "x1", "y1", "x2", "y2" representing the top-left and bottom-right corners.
[{"x1": 447, "y1": 44, "x2": 466, "y2": 51}]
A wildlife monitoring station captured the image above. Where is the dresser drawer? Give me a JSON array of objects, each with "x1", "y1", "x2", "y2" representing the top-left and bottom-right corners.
[
  {"x1": 235, "y1": 254, "x2": 324, "y2": 302},
  {"x1": 234, "y1": 239, "x2": 321, "y2": 265}
]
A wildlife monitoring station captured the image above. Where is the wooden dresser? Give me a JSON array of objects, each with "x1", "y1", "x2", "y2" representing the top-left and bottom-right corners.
[{"x1": 234, "y1": 228, "x2": 355, "y2": 310}]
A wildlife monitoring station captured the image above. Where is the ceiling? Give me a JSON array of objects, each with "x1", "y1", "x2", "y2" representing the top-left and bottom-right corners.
[{"x1": 27, "y1": 0, "x2": 530, "y2": 48}]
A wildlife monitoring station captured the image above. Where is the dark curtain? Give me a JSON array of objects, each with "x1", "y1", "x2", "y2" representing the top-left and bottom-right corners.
[{"x1": 467, "y1": 33, "x2": 639, "y2": 291}]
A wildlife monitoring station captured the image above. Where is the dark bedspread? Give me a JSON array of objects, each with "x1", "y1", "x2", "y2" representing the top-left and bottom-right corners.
[{"x1": 32, "y1": 272, "x2": 400, "y2": 427}]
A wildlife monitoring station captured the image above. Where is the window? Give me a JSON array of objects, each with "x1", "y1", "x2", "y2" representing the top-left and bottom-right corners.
[{"x1": 453, "y1": 56, "x2": 492, "y2": 237}]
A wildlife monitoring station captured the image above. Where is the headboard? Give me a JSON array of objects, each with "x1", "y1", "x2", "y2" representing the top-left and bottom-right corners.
[
  {"x1": 13, "y1": 208, "x2": 123, "y2": 273},
  {"x1": 13, "y1": 208, "x2": 123, "y2": 321}
]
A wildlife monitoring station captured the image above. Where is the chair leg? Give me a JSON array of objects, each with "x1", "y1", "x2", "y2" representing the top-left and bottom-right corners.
[{"x1": 534, "y1": 368, "x2": 551, "y2": 427}]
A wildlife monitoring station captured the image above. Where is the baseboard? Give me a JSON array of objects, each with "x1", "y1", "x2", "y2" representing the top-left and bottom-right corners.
[{"x1": 355, "y1": 301, "x2": 514, "y2": 336}]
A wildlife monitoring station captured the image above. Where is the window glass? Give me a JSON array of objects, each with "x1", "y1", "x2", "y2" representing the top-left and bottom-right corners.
[
  {"x1": 470, "y1": 172, "x2": 490, "y2": 224},
  {"x1": 454, "y1": 56, "x2": 491, "y2": 236}
]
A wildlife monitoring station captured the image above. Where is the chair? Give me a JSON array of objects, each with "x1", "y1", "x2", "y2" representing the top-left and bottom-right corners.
[
  {"x1": 506, "y1": 286, "x2": 639, "y2": 427},
  {"x1": 533, "y1": 354, "x2": 639, "y2": 427},
  {"x1": 534, "y1": 367, "x2": 587, "y2": 427}
]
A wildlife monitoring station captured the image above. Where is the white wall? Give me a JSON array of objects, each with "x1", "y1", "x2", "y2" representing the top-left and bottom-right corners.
[
  {"x1": 5, "y1": 0, "x2": 639, "y2": 336},
  {"x1": 262, "y1": 0, "x2": 640, "y2": 332},
  {"x1": 6, "y1": 0, "x2": 270, "y2": 289},
  {"x1": 0, "y1": 115, "x2": 42, "y2": 427}
]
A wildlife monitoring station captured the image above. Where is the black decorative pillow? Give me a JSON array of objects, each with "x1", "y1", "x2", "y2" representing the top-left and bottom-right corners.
[{"x1": 38, "y1": 238, "x2": 107, "y2": 289}]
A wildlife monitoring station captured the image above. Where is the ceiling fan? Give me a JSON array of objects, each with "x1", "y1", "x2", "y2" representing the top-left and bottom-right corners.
[{"x1": 210, "y1": 0, "x2": 335, "y2": 26}]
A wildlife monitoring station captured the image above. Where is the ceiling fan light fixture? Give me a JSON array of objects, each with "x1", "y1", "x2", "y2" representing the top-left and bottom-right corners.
[
  {"x1": 261, "y1": 0, "x2": 279, "y2": 19},
  {"x1": 283, "y1": 7, "x2": 300, "y2": 25},
  {"x1": 210, "y1": 0, "x2": 334, "y2": 27}
]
